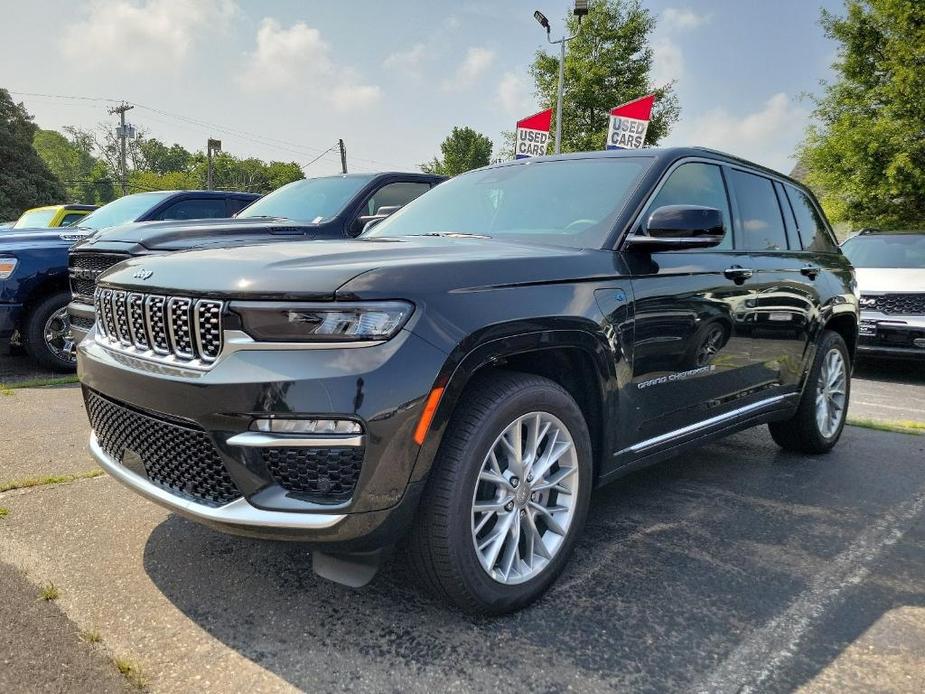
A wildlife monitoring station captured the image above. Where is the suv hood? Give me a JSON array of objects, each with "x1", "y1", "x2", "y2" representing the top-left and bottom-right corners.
[
  {"x1": 78, "y1": 217, "x2": 319, "y2": 251},
  {"x1": 0, "y1": 228, "x2": 88, "y2": 251},
  {"x1": 98, "y1": 236, "x2": 602, "y2": 301},
  {"x1": 855, "y1": 267, "x2": 925, "y2": 293}
]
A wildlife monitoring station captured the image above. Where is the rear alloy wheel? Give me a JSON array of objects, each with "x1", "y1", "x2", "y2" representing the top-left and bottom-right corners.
[
  {"x1": 23, "y1": 291, "x2": 77, "y2": 372},
  {"x1": 769, "y1": 330, "x2": 850, "y2": 454},
  {"x1": 408, "y1": 371, "x2": 592, "y2": 614}
]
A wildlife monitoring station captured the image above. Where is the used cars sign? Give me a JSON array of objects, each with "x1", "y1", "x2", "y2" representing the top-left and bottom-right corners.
[
  {"x1": 515, "y1": 109, "x2": 553, "y2": 159},
  {"x1": 606, "y1": 94, "x2": 655, "y2": 150}
]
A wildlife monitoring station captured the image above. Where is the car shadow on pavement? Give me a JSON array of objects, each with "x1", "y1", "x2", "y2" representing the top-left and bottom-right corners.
[
  {"x1": 142, "y1": 428, "x2": 925, "y2": 693},
  {"x1": 854, "y1": 357, "x2": 925, "y2": 386}
]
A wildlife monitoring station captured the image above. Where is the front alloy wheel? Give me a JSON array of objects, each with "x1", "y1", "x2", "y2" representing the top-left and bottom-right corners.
[
  {"x1": 408, "y1": 370, "x2": 592, "y2": 614},
  {"x1": 471, "y1": 412, "x2": 580, "y2": 585},
  {"x1": 815, "y1": 348, "x2": 847, "y2": 439}
]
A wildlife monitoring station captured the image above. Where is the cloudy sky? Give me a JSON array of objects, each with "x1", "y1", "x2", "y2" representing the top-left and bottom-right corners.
[{"x1": 1, "y1": 0, "x2": 844, "y2": 177}]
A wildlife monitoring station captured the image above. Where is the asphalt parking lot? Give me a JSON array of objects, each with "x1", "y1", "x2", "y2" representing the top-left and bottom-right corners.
[{"x1": 1, "y1": 362, "x2": 923, "y2": 692}]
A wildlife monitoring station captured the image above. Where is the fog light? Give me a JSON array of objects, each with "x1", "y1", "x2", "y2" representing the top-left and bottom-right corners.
[{"x1": 252, "y1": 418, "x2": 362, "y2": 434}]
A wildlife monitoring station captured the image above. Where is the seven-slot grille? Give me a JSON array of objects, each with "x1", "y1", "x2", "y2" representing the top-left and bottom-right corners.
[
  {"x1": 69, "y1": 253, "x2": 129, "y2": 302},
  {"x1": 86, "y1": 389, "x2": 240, "y2": 507},
  {"x1": 94, "y1": 287, "x2": 224, "y2": 366},
  {"x1": 863, "y1": 293, "x2": 925, "y2": 316}
]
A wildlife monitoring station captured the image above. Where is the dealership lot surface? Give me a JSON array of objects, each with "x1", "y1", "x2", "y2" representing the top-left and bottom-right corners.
[{"x1": 1, "y1": 375, "x2": 923, "y2": 693}]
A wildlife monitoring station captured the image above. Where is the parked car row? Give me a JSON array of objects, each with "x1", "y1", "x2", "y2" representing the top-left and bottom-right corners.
[
  {"x1": 69, "y1": 147, "x2": 862, "y2": 613},
  {"x1": 0, "y1": 190, "x2": 260, "y2": 370}
]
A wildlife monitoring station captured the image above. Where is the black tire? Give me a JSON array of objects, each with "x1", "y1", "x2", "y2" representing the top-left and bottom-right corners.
[
  {"x1": 22, "y1": 291, "x2": 77, "y2": 373},
  {"x1": 768, "y1": 330, "x2": 850, "y2": 454},
  {"x1": 407, "y1": 370, "x2": 593, "y2": 615}
]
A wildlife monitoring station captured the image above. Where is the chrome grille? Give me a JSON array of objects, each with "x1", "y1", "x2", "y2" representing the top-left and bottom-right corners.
[
  {"x1": 69, "y1": 252, "x2": 129, "y2": 302},
  {"x1": 94, "y1": 287, "x2": 224, "y2": 368}
]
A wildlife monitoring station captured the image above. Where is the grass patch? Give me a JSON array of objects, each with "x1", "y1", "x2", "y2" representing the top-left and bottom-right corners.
[
  {"x1": 847, "y1": 417, "x2": 925, "y2": 436},
  {"x1": 39, "y1": 582, "x2": 60, "y2": 601},
  {"x1": 0, "y1": 375, "x2": 79, "y2": 390},
  {"x1": 0, "y1": 469, "x2": 104, "y2": 493},
  {"x1": 113, "y1": 657, "x2": 148, "y2": 690},
  {"x1": 80, "y1": 627, "x2": 102, "y2": 644},
  {"x1": 0, "y1": 507, "x2": 8, "y2": 519}
]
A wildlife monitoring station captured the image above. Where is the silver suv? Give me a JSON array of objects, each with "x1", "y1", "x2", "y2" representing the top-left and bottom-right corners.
[{"x1": 841, "y1": 229, "x2": 925, "y2": 360}]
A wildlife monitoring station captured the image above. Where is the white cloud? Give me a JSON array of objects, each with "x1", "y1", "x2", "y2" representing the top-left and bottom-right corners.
[
  {"x1": 443, "y1": 46, "x2": 495, "y2": 91},
  {"x1": 61, "y1": 0, "x2": 236, "y2": 71},
  {"x1": 497, "y1": 71, "x2": 536, "y2": 118},
  {"x1": 665, "y1": 92, "x2": 810, "y2": 172},
  {"x1": 383, "y1": 43, "x2": 427, "y2": 74},
  {"x1": 238, "y1": 19, "x2": 381, "y2": 111},
  {"x1": 661, "y1": 8, "x2": 709, "y2": 31},
  {"x1": 652, "y1": 37, "x2": 684, "y2": 85}
]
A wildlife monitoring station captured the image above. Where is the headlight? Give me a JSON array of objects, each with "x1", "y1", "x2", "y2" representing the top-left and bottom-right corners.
[
  {"x1": 230, "y1": 301, "x2": 413, "y2": 343},
  {"x1": 0, "y1": 257, "x2": 17, "y2": 279}
]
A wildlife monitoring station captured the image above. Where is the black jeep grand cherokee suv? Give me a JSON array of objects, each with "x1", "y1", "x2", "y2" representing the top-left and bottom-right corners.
[{"x1": 78, "y1": 148, "x2": 858, "y2": 614}]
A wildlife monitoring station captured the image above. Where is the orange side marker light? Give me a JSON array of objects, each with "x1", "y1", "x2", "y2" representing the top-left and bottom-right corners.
[{"x1": 413, "y1": 386, "x2": 445, "y2": 445}]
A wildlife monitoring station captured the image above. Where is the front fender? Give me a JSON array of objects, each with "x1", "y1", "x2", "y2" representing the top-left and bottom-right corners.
[{"x1": 407, "y1": 324, "x2": 617, "y2": 485}]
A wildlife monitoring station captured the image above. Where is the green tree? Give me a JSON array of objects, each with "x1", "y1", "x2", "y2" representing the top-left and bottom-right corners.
[
  {"x1": 0, "y1": 89, "x2": 65, "y2": 219},
  {"x1": 33, "y1": 129, "x2": 116, "y2": 205},
  {"x1": 422, "y1": 126, "x2": 493, "y2": 176},
  {"x1": 137, "y1": 138, "x2": 193, "y2": 175},
  {"x1": 799, "y1": 0, "x2": 925, "y2": 229},
  {"x1": 529, "y1": 0, "x2": 679, "y2": 153}
]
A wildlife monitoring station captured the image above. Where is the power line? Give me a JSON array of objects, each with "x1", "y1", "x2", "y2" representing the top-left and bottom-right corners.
[{"x1": 10, "y1": 89, "x2": 420, "y2": 172}]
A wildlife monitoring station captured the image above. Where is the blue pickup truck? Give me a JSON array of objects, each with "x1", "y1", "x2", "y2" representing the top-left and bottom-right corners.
[{"x1": 0, "y1": 190, "x2": 259, "y2": 371}]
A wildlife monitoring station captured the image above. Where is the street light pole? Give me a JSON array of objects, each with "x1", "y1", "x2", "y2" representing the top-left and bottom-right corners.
[{"x1": 534, "y1": 8, "x2": 583, "y2": 155}]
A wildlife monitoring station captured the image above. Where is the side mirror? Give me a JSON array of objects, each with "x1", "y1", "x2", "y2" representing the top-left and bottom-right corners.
[
  {"x1": 353, "y1": 205, "x2": 402, "y2": 236},
  {"x1": 626, "y1": 205, "x2": 726, "y2": 251}
]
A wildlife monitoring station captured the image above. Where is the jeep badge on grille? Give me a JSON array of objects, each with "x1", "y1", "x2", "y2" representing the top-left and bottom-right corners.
[{"x1": 133, "y1": 269, "x2": 154, "y2": 280}]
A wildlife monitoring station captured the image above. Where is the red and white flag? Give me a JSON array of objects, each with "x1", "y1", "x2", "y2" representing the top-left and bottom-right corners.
[
  {"x1": 606, "y1": 94, "x2": 655, "y2": 150},
  {"x1": 514, "y1": 109, "x2": 553, "y2": 159}
]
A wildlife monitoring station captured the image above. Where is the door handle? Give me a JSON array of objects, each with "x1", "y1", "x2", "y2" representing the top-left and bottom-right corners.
[
  {"x1": 800, "y1": 264, "x2": 820, "y2": 279},
  {"x1": 723, "y1": 266, "x2": 753, "y2": 284}
]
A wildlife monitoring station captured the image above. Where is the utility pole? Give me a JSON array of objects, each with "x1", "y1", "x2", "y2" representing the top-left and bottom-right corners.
[
  {"x1": 207, "y1": 138, "x2": 222, "y2": 190},
  {"x1": 338, "y1": 138, "x2": 347, "y2": 174},
  {"x1": 108, "y1": 102, "x2": 134, "y2": 195}
]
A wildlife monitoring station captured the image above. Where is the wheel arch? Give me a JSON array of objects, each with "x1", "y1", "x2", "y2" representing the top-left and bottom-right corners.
[
  {"x1": 410, "y1": 328, "x2": 616, "y2": 485},
  {"x1": 823, "y1": 311, "x2": 858, "y2": 362},
  {"x1": 16, "y1": 274, "x2": 71, "y2": 331}
]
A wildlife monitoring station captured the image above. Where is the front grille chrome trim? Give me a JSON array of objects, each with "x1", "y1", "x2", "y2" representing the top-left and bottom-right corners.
[
  {"x1": 95, "y1": 287, "x2": 224, "y2": 370},
  {"x1": 226, "y1": 432, "x2": 365, "y2": 448}
]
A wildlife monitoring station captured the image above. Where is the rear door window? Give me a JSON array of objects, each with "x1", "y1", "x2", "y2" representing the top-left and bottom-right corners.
[
  {"x1": 154, "y1": 198, "x2": 227, "y2": 221},
  {"x1": 728, "y1": 170, "x2": 789, "y2": 251},
  {"x1": 366, "y1": 182, "x2": 432, "y2": 215},
  {"x1": 785, "y1": 185, "x2": 836, "y2": 252},
  {"x1": 645, "y1": 162, "x2": 733, "y2": 249}
]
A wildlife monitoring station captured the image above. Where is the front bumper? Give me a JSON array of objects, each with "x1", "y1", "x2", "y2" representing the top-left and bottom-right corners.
[
  {"x1": 857, "y1": 312, "x2": 925, "y2": 359},
  {"x1": 78, "y1": 326, "x2": 447, "y2": 546},
  {"x1": 0, "y1": 302, "x2": 23, "y2": 351}
]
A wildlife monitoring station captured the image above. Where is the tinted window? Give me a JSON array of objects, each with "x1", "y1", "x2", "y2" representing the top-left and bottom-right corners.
[
  {"x1": 238, "y1": 175, "x2": 374, "y2": 223},
  {"x1": 13, "y1": 208, "x2": 57, "y2": 228},
  {"x1": 78, "y1": 192, "x2": 175, "y2": 230},
  {"x1": 366, "y1": 182, "x2": 431, "y2": 215},
  {"x1": 841, "y1": 235, "x2": 925, "y2": 268},
  {"x1": 729, "y1": 170, "x2": 788, "y2": 251},
  {"x1": 368, "y1": 158, "x2": 649, "y2": 249},
  {"x1": 227, "y1": 198, "x2": 254, "y2": 216},
  {"x1": 645, "y1": 163, "x2": 732, "y2": 249},
  {"x1": 59, "y1": 212, "x2": 87, "y2": 227},
  {"x1": 154, "y1": 198, "x2": 227, "y2": 221},
  {"x1": 786, "y1": 185, "x2": 835, "y2": 251}
]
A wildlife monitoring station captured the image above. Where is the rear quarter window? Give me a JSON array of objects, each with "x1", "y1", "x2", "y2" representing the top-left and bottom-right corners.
[{"x1": 785, "y1": 185, "x2": 837, "y2": 252}]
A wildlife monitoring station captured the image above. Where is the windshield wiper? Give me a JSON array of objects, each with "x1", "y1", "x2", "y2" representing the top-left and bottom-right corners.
[{"x1": 419, "y1": 231, "x2": 492, "y2": 239}]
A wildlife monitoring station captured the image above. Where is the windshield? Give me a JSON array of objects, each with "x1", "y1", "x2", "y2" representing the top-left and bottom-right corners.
[
  {"x1": 366, "y1": 157, "x2": 649, "y2": 248},
  {"x1": 13, "y1": 208, "x2": 57, "y2": 228},
  {"x1": 77, "y1": 191, "x2": 175, "y2": 231},
  {"x1": 237, "y1": 175, "x2": 374, "y2": 223},
  {"x1": 841, "y1": 234, "x2": 925, "y2": 268}
]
